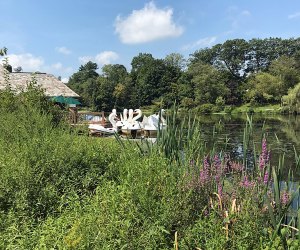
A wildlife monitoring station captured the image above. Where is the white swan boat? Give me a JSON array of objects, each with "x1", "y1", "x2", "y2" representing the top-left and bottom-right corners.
[
  {"x1": 88, "y1": 112, "x2": 118, "y2": 135},
  {"x1": 121, "y1": 109, "x2": 143, "y2": 137},
  {"x1": 143, "y1": 109, "x2": 167, "y2": 137}
]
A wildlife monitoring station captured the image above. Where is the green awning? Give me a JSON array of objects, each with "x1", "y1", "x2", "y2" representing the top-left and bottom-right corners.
[{"x1": 51, "y1": 96, "x2": 81, "y2": 105}]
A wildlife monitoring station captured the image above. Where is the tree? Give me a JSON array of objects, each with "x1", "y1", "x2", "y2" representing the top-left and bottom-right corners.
[
  {"x1": 68, "y1": 61, "x2": 99, "y2": 107},
  {"x1": 0, "y1": 47, "x2": 7, "y2": 56},
  {"x1": 130, "y1": 53, "x2": 180, "y2": 107},
  {"x1": 269, "y1": 55, "x2": 299, "y2": 91},
  {"x1": 190, "y1": 45, "x2": 220, "y2": 66},
  {"x1": 188, "y1": 62, "x2": 230, "y2": 105},
  {"x1": 96, "y1": 64, "x2": 128, "y2": 111},
  {"x1": 164, "y1": 53, "x2": 186, "y2": 71},
  {"x1": 68, "y1": 61, "x2": 99, "y2": 87},
  {"x1": 282, "y1": 82, "x2": 300, "y2": 113},
  {"x1": 244, "y1": 72, "x2": 283, "y2": 103}
]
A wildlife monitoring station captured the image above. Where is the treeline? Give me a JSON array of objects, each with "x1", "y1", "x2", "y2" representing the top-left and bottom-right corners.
[{"x1": 68, "y1": 37, "x2": 300, "y2": 112}]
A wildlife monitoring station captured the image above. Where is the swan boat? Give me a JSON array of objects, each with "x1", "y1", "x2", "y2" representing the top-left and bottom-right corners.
[
  {"x1": 120, "y1": 109, "x2": 143, "y2": 138},
  {"x1": 88, "y1": 112, "x2": 118, "y2": 136},
  {"x1": 143, "y1": 109, "x2": 167, "y2": 137}
]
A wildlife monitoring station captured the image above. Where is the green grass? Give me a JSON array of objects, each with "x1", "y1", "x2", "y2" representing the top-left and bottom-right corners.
[{"x1": 231, "y1": 103, "x2": 281, "y2": 114}]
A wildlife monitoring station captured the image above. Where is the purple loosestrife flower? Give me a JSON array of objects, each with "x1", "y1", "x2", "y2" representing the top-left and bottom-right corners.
[
  {"x1": 203, "y1": 155, "x2": 210, "y2": 170},
  {"x1": 281, "y1": 191, "x2": 290, "y2": 205},
  {"x1": 231, "y1": 162, "x2": 244, "y2": 173},
  {"x1": 259, "y1": 155, "x2": 265, "y2": 171},
  {"x1": 257, "y1": 176, "x2": 262, "y2": 183},
  {"x1": 240, "y1": 175, "x2": 255, "y2": 188},
  {"x1": 218, "y1": 182, "x2": 223, "y2": 198},
  {"x1": 199, "y1": 156, "x2": 210, "y2": 186},
  {"x1": 262, "y1": 138, "x2": 267, "y2": 157},
  {"x1": 213, "y1": 154, "x2": 222, "y2": 183},
  {"x1": 213, "y1": 154, "x2": 222, "y2": 169},
  {"x1": 263, "y1": 171, "x2": 269, "y2": 184},
  {"x1": 259, "y1": 138, "x2": 270, "y2": 171}
]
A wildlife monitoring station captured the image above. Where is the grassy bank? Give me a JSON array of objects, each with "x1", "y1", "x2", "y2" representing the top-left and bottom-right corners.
[{"x1": 231, "y1": 104, "x2": 282, "y2": 114}]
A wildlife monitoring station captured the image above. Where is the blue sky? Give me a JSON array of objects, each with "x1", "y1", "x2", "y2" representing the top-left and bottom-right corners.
[{"x1": 1, "y1": 0, "x2": 300, "y2": 82}]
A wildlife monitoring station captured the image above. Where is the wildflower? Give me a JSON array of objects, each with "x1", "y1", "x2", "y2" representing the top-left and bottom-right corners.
[
  {"x1": 259, "y1": 155, "x2": 266, "y2": 171},
  {"x1": 213, "y1": 154, "x2": 222, "y2": 183},
  {"x1": 203, "y1": 155, "x2": 210, "y2": 170},
  {"x1": 257, "y1": 176, "x2": 262, "y2": 183},
  {"x1": 231, "y1": 162, "x2": 244, "y2": 173},
  {"x1": 218, "y1": 182, "x2": 223, "y2": 198},
  {"x1": 262, "y1": 138, "x2": 268, "y2": 157},
  {"x1": 199, "y1": 156, "x2": 210, "y2": 185},
  {"x1": 259, "y1": 138, "x2": 270, "y2": 171},
  {"x1": 213, "y1": 154, "x2": 222, "y2": 169},
  {"x1": 240, "y1": 175, "x2": 255, "y2": 188},
  {"x1": 281, "y1": 191, "x2": 290, "y2": 205},
  {"x1": 263, "y1": 171, "x2": 269, "y2": 184}
]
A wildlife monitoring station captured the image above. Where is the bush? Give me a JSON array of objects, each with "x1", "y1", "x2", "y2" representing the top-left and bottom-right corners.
[
  {"x1": 195, "y1": 103, "x2": 215, "y2": 114},
  {"x1": 224, "y1": 105, "x2": 233, "y2": 113},
  {"x1": 248, "y1": 107, "x2": 255, "y2": 114},
  {"x1": 215, "y1": 96, "x2": 225, "y2": 109}
]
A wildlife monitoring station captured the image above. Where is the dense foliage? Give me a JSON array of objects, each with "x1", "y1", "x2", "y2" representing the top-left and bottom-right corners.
[
  {"x1": 0, "y1": 84, "x2": 299, "y2": 248},
  {"x1": 67, "y1": 37, "x2": 300, "y2": 113},
  {"x1": 282, "y1": 82, "x2": 300, "y2": 114}
]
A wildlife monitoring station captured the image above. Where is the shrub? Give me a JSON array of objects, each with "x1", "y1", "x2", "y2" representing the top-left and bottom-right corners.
[
  {"x1": 224, "y1": 105, "x2": 233, "y2": 113},
  {"x1": 196, "y1": 103, "x2": 215, "y2": 114}
]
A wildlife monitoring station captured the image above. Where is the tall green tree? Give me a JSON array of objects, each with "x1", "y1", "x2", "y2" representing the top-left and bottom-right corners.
[
  {"x1": 282, "y1": 82, "x2": 300, "y2": 113},
  {"x1": 188, "y1": 62, "x2": 230, "y2": 105},
  {"x1": 68, "y1": 61, "x2": 99, "y2": 107},
  {"x1": 130, "y1": 53, "x2": 180, "y2": 107},
  {"x1": 269, "y1": 55, "x2": 300, "y2": 91},
  {"x1": 164, "y1": 53, "x2": 186, "y2": 71},
  {"x1": 244, "y1": 72, "x2": 283, "y2": 103},
  {"x1": 96, "y1": 64, "x2": 128, "y2": 111}
]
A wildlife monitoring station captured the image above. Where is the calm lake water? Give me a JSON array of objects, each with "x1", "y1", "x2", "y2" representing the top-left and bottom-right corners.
[{"x1": 195, "y1": 113, "x2": 300, "y2": 179}]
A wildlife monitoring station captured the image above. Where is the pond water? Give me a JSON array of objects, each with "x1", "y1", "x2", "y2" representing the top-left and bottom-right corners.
[
  {"x1": 194, "y1": 113, "x2": 300, "y2": 180},
  {"x1": 194, "y1": 113, "x2": 300, "y2": 213}
]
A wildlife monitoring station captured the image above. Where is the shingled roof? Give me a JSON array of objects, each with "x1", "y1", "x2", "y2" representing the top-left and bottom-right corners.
[{"x1": 0, "y1": 64, "x2": 79, "y2": 97}]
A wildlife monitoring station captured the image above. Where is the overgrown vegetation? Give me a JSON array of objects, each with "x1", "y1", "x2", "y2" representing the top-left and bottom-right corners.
[{"x1": 0, "y1": 83, "x2": 299, "y2": 249}]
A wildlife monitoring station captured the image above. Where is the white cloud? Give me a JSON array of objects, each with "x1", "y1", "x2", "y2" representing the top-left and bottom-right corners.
[
  {"x1": 61, "y1": 77, "x2": 69, "y2": 83},
  {"x1": 115, "y1": 1, "x2": 184, "y2": 44},
  {"x1": 7, "y1": 53, "x2": 44, "y2": 71},
  {"x1": 225, "y1": 6, "x2": 252, "y2": 32},
  {"x1": 95, "y1": 51, "x2": 119, "y2": 65},
  {"x1": 78, "y1": 51, "x2": 119, "y2": 66},
  {"x1": 288, "y1": 12, "x2": 300, "y2": 19},
  {"x1": 4, "y1": 53, "x2": 73, "y2": 79},
  {"x1": 241, "y1": 10, "x2": 251, "y2": 17},
  {"x1": 182, "y1": 36, "x2": 217, "y2": 51},
  {"x1": 55, "y1": 46, "x2": 71, "y2": 55},
  {"x1": 47, "y1": 64, "x2": 73, "y2": 75},
  {"x1": 51, "y1": 62, "x2": 63, "y2": 70},
  {"x1": 78, "y1": 56, "x2": 93, "y2": 64}
]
